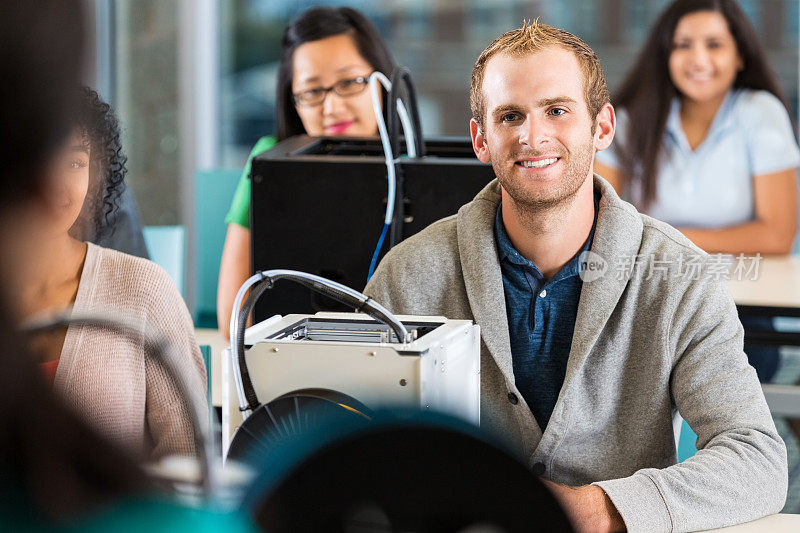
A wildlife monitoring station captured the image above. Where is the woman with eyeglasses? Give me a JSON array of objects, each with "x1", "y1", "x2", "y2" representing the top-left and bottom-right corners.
[{"x1": 217, "y1": 6, "x2": 396, "y2": 338}]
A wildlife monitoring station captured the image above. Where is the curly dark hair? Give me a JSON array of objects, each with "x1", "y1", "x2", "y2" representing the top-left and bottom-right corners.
[{"x1": 72, "y1": 86, "x2": 127, "y2": 241}]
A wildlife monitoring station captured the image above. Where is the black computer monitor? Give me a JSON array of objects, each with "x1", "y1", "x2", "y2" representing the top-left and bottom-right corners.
[{"x1": 249, "y1": 135, "x2": 495, "y2": 320}]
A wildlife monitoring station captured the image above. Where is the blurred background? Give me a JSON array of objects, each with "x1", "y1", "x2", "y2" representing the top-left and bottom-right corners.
[{"x1": 91, "y1": 0, "x2": 798, "y2": 241}]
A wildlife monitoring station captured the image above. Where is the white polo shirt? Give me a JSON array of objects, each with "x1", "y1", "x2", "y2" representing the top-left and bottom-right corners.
[{"x1": 597, "y1": 89, "x2": 800, "y2": 228}]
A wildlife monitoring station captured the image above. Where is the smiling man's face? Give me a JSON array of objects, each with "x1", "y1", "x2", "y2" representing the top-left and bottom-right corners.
[{"x1": 470, "y1": 46, "x2": 600, "y2": 211}]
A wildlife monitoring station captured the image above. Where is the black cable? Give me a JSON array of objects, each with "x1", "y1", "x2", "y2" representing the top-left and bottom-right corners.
[
  {"x1": 235, "y1": 274, "x2": 368, "y2": 413},
  {"x1": 402, "y1": 68, "x2": 425, "y2": 158},
  {"x1": 388, "y1": 67, "x2": 426, "y2": 158},
  {"x1": 236, "y1": 278, "x2": 272, "y2": 412},
  {"x1": 232, "y1": 271, "x2": 411, "y2": 417},
  {"x1": 387, "y1": 68, "x2": 402, "y2": 158},
  {"x1": 290, "y1": 277, "x2": 364, "y2": 310}
]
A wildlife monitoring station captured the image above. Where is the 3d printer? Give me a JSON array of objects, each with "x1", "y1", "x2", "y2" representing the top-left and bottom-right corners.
[{"x1": 222, "y1": 270, "x2": 481, "y2": 462}]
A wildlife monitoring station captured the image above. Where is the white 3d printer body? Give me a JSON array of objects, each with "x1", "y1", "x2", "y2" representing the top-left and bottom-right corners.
[{"x1": 222, "y1": 311, "x2": 481, "y2": 458}]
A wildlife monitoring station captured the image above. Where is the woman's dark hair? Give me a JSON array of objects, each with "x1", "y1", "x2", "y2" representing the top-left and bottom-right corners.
[
  {"x1": 276, "y1": 6, "x2": 396, "y2": 140},
  {"x1": 613, "y1": 0, "x2": 788, "y2": 208},
  {"x1": 73, "y1": 86, "x2": 128, "y2": 242},
  {"x1": 0, "y1": 1, "x2": 83, "y2": 206},
  {"x1": 0, "y1": 0, "x2": 148, "y2": 522}
]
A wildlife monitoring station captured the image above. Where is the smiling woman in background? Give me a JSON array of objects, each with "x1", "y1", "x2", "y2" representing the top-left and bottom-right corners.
[
  {"x1": 21, "y1": 87, "x2": 206, "y2": 461},
  {"x1": 595, "y1": 0, "x2": 799, "y2": 255},
  {"x1": 217, "y1": 6, "x2": 396, "y2": 338}
]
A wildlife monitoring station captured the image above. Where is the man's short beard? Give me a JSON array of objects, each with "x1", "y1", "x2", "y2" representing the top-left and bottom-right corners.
[{"x1": 491, "y1": 140, "x2": 594, "y2": 214}]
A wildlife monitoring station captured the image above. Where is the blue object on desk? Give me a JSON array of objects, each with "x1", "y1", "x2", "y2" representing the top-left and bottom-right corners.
[
  {"x1": 143, "y1": 225, "x2": 186, "y2": 295},
  {"x1": 678, "y1": 419, "x2": 698, "y2": 462},
  {"x1": 200, "y1": 345, "x2": 214, "y2": 433},
  {"x1": 194, "y1": 169, "x2": 242, "y2": 328}
]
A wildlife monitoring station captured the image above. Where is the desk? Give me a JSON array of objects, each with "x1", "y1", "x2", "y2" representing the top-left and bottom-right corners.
[
  {"x1": 729, "y1": 256, "x2": 800, "y2": 349},
  {"x1": 704, "y1": 514, "x2": 800, "y2": 532},
  {"x1": 726, "y1": 255, "x2": 800, "y2": 429},
  {"x1": 728, "y1": 254, "x2": 800, "y2": 343},
  {"x1": 728, "y1": 255, "x2": 800, "y2": 309}
]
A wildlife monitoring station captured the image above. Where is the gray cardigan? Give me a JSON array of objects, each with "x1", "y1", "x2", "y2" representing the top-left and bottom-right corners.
[{"x1": 365, "y1": 176, "x2": 787, "y2": 532}]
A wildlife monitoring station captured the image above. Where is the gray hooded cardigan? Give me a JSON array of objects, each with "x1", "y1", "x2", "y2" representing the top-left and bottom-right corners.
[{"x1": 364, "y1": 176, "x2": 787, "y2": 533}]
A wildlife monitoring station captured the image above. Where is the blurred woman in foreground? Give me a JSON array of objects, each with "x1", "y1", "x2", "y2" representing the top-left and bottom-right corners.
[{"x1": 0, "y1": 2, "x2": 251, "y2": 530}]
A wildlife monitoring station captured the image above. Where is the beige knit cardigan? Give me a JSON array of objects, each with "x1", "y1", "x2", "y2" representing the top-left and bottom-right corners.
[{"x1": 54, "y1": 242, "x2": 207, "y2": 460}]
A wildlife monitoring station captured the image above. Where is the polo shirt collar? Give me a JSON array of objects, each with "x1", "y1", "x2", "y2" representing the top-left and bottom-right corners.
[
  {"x1": 494, "y1": 193, "x2": 599, "y2": 283},
  {"x1": 495, "y1": 203, "x2": 539, "y2": 270},
  {"x1": 665, "y1": 89, "x2": 737, "y2": 152}
]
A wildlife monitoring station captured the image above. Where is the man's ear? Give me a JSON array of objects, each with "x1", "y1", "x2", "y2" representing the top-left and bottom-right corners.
[
  {"x1": 593, "y1": 103, "x2": 615, "y2": 152},
  {"x1": 470, "y1": 118, "x2": 491, "y2": 164}
]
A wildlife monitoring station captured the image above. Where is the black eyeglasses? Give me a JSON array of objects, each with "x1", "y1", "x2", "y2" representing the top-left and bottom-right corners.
[{"x1": 292, "y1": 75, "x2": 371, "y2": 107}]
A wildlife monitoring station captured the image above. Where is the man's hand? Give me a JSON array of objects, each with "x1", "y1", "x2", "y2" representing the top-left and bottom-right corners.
[{"x1": 542, "y1": 479, "x2": 625, "y2": 533}]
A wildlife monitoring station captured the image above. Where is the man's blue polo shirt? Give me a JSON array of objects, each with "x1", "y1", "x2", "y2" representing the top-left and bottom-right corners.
[{"x1": 494, "y1": 198, "x2": 597, "y2": 430}]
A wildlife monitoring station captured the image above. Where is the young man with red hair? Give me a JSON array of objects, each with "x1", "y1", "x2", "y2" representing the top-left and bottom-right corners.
[{"x1": 366, "y1": 22, "x2": 786, "y2": 532}]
